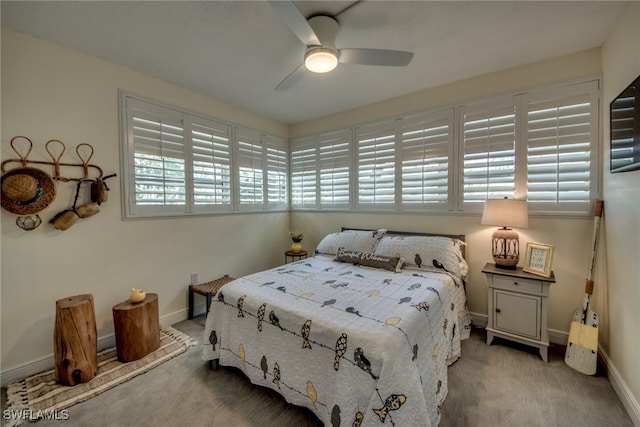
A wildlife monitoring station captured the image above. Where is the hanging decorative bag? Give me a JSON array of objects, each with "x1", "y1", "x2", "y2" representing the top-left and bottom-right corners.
[
  {"x1": 50, "y1": 181, "x2": 83, "y2": 231},
  {"x1": 75, "y1": 179, "x2": 101, "y2": 219},
  {"x1": 90, "y1": 173, "x2": 116, "y2": 204}
]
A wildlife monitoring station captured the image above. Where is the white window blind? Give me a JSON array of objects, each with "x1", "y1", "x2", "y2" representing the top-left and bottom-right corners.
[
  {"x1": 290, "y1": 141, "x2": 317, "y2": 208},
  {"x1": 121, "y1": 93, "x2": 288, "y2": 218},
  {"x1": 265, "y1": 135, "x2": 288, "y2": 209},
  {"x1": 461, "y1": 101, "x2": 516, "y2": 206},
  {"x1": 356, "y1": 121, "x2": 397, "y2": 207},
  {"x1": 235, "y1": 127, "x2": 264, "y2": 208},
  {"x1": 190, "y1": 117, "x2": 231, "y2": 210},
  {"x1": 319, "y1": 130, "x2": 352, "y2": 207},
  {"x1": 400, "y1": 111, "x2": 453, "y2": 209},
  {"x1": 127, "y1": 98, "x2": 186, "y2": 213},
  {"x1": 526, "y1": 81, "x2": 598, "y2": 212}
]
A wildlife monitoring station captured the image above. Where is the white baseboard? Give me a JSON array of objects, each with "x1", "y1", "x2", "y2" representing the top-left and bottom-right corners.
[
  {"x1": 599, "y1": 346, "x2": 640, "y2": 426},
  {"x1": 468, "y1": 311, "x2": 487, "y2": 328},
  {"x1": 1, "y1": 309, "x2": 190, "y2": 388}
]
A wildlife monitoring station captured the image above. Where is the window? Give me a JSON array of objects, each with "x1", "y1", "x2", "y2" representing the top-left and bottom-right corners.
[
  {"x1": 526, "y1": 82, "x2": 599, "y2": 213},
  {"x1": 190, "y1": 117, "x2": 232, "y2": 211},
  {"x1": 400, "y1": 111, "x2": 453, "y2": 210},
  {"x1": 121, "y1": 93, "x2": 288, "y2": 218},
  {"x1": 356, "y1": 121, "x2": 397, "y2": 207},
  {"x1": 460, "y1": 100, "x2": 517, "y2": 208},
  {"x1": 235, "y1": 127, "x2": 264, "y2": 208},
  {"x1": 125, "y1": 98, "x2": 187, "y2": 216},
  {"x1": 265, "y1": 135, "x2": 289, "y2": 209},
  {"x1": 290, "y1": 79, "x2": 600, "y2": 215},
  {"x1": 290, "y1": 130, "x2": 351, "y2": 209},
  {"x1": 319, "y1": 130, "x2": 352, "y2": 208}
]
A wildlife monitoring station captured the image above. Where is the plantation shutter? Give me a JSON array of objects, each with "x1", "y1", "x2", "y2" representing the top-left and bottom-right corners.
[
  {"x1": 290, "y1": 140, "x2": 317, "y2": 208},
  {"x1": 319, "y1": 130, "x2": 352, "y2": 208},
  {"x1": 400, "y1": 110, "x2": 453, "y2": 210},
  {"x1": 265, "y1": 135, "x2": 288, "y2": 209},
  {"x1": 189, "y1": 116, "x2": 232, "y2": 211},
  {"x1": 356, "y1": 121, "x2": 397, "y2": 207},
  {"x1": 461, "y1": 100, "x2": 516, "y2": 208},
  {"x1": 235, "y1": 127, "x2": 264, "y2": 208},
  {"x1": 526, "y1": 81, "x2": 598, "y2": 213},
  {"x1": 127, "y1": 98, "x2": 186, "y2": 213}
]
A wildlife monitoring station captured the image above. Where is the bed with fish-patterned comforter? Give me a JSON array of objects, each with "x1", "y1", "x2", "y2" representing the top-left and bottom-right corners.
[{"x1": 202, "y1": 253, "x2": 471, "y2": 426}]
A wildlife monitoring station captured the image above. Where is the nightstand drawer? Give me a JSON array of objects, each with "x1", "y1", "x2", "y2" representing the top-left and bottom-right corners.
[{"x1": 492, "y1": 275, "x2": 542, "y2": 295}]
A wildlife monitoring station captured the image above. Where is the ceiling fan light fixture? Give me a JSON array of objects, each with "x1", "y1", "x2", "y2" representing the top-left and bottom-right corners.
[{"x1": 304, "y1": 47, "x2": 338, "y2": 73}]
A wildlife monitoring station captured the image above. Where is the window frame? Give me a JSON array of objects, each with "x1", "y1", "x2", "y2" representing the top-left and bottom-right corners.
[
  {"x1": 290, "y1": 78, "x2": 601, "y2": 216},
  {"x1": 119, "y1": 91, "x2": 288, "y2": 219}
]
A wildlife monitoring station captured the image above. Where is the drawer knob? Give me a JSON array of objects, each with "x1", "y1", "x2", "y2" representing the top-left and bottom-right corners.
[
  {"x1": 513, "y1": 282, "x2": 519, "y2": 285},
  {"x1": 495, "y1": 308, "x2": 501, "y2": 313}
]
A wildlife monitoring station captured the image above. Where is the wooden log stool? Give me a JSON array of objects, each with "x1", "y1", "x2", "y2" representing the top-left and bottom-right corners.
[
  {"x1": 188, "y1": 275, "x2": 235, "y2": 319},
  {"x1": 112, "y1": 293, "x2": 160, "y2": 362},
  {"x1": 54, "y1": 294, "x2": 98, "y2": 386}
]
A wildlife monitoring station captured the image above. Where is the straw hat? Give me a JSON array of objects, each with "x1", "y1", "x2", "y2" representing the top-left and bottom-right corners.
[{"x1": 1, "y1": 167, "x2": 56, "y2": 215}]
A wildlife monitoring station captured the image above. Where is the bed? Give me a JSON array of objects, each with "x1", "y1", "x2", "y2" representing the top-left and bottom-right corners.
[{"x1": 202, "y1": 229, "x2": 471, "y2": 426}]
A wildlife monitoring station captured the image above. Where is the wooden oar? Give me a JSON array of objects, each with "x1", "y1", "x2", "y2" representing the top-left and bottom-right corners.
[{"x1": 565, "y1": 200, "x2": 603, "y2": 375}]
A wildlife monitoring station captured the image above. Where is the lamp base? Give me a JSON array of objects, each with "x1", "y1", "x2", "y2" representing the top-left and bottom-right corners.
[
  {"x1": 492, "y1": 228, "x2": 520, "y2": 269},
  {"x1": 494, "y1": 261, "x2": 518, "y2": 270}
]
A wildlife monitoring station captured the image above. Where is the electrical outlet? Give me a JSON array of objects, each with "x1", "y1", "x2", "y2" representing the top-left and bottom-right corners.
[{"x1": 190, "y1": 272, "x2": 198, "y2": 285}]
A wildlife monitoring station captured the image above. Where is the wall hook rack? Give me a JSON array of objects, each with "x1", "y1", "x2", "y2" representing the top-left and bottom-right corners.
[{"x1": 1, "y1": 136, "x2": 104, "y2": 181}]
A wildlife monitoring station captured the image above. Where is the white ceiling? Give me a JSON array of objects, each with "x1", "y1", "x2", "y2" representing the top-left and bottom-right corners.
[{"x1": 1, "y1": 1, "x2": 628, "y2": 125}]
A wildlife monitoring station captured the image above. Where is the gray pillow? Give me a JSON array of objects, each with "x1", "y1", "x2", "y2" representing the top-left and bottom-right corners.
[{"x1": 335, "y1": 247, "x2": 404, "y2": 272}]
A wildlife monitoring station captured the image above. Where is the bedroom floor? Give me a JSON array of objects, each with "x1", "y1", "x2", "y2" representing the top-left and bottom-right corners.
[{"x1": 1, "y1": 317, "x2": 633, "y2": 427}]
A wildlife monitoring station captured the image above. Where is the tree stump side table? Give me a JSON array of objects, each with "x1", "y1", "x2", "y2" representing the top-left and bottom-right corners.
[
  {"x1": 54, "y1": 294, "x2": 98, "y2": 386},
  {"x1": 112, "y1": 293, "x2": 160, "y2": 362}
]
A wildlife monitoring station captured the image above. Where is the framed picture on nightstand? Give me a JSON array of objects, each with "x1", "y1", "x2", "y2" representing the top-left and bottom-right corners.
[{"x1": 523, "y1": 242, "x2": 554, "y2": 278}]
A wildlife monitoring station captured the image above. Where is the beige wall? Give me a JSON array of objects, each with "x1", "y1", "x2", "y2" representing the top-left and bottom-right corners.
[
  {"x1": 601, "y1": 1, "x2": 640, "y2": 419},
  {"x1": 0, "y1": 29, "x2": 290, "y2": 371}
]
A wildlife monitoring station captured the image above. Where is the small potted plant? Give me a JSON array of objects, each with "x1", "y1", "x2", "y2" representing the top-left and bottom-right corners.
[{"x1": 289, "y1": 231, "x2": 305, "y2": 253}]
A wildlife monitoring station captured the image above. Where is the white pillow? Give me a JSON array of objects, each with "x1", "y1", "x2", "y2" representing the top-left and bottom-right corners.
[
  {"x1": 374, "y1": 235, "x2": 468, "y2": 278},
  {"x1": 315, "y1": 229, "x2": 386, "y2": 255}
]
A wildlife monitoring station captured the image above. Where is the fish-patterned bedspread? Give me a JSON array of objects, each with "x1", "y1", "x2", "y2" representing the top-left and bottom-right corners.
[{"x1": 202, "y1": 255, "x2": 471, "y2": 426}]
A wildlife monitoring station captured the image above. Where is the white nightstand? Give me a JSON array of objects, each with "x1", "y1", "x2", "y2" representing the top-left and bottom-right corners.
[{"x1": 482, "y1": 262, "x2": 556, "y2": 362}]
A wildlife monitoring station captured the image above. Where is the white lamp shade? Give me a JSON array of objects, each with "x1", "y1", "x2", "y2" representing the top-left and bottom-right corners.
[
  {"x1": 304, "y1": 48, "x2": 338, "y2": 73},
  {"x1": 481, "y1": 198, "x2": 528, "y2": 229}
]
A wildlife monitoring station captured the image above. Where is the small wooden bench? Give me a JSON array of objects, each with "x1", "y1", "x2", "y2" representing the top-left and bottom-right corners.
[{"x1": 188, "y1": 275, "x2": 235, "y2": 319}]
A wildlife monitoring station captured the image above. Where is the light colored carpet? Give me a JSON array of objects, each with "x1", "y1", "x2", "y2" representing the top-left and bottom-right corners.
[{"x1": 1, "y1": 318, "x2": 633, "y2": 427}]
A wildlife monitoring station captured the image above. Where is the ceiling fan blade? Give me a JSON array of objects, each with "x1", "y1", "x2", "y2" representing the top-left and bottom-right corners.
[
  {"x1": 275, "y1": 64, "x2": 307, "y2": 91},
  {"x1": 339, "y1": 48, "x2": 414, "y2": 66},
  {"x1": 269, "y1": 1, "x2": 320, "y2": 46}
]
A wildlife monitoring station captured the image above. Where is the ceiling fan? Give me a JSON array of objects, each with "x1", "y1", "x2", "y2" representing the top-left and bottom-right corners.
[{"x1": 269, "y1": 1, "x2": 414, "y2": 91}]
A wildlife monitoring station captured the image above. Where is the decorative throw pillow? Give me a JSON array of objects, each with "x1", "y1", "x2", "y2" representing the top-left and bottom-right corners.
[
  {"x1": 374, "y1": 235, "x2": 468, "y2": 278},
  {"x1": 315, "y1": 229, "x2": 386, "y2": 255},
  {"x1": 335, "y1": 247, "x2": 404, "y2": 272}
]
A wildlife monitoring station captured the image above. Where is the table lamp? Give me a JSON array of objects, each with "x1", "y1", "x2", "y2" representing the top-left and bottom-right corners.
[{"x1": 481, "y1": 197, "x2": 528, "y2": 269}]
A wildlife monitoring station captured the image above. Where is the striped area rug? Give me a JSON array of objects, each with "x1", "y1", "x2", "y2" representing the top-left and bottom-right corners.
[{"x1": 5, "y1": 326, "x2": 194, "y2": 426}]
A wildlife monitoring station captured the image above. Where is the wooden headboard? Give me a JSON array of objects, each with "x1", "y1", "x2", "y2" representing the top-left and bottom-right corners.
[{"x1": 341, "y1": 227, "x2": 466, "y2": 259}]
